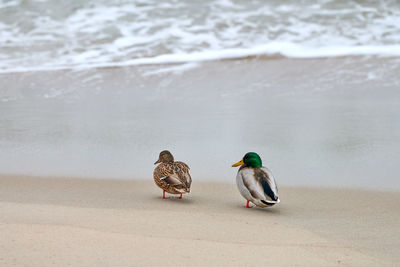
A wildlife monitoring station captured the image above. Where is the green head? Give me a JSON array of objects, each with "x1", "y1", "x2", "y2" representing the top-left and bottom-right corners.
[{"x1": 232, "y1": 152, "x2": 262, "y2": 168}]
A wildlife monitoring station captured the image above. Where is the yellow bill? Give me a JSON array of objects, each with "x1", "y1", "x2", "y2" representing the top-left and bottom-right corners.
[{"x1": 232, "y1": 159, "x2": 244, "y2": 167}]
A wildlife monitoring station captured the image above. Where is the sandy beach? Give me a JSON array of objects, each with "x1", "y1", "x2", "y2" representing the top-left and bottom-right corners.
[
  {"x1": 2, "y1": 1, "x2": 400, "y2": 266},
  {"x1": 1, "y1": 175, "x2": 398, "y2": 266}
]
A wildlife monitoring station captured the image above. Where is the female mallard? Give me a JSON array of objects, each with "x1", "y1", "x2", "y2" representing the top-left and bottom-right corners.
[
  {"x1": 154, "y1": 150, "x2": 192, "y2": 199},
  {"x1": 232, "y1": 152, "x2": 279, "y2": 208}
]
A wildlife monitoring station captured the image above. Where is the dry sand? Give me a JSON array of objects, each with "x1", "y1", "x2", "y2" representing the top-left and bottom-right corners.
[{"x1": 1, "y1": 175, "x2": 399, "y2": 266}]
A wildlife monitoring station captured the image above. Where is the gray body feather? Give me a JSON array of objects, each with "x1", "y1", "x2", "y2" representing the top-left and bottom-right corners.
[{"x1": 236, "y1": 166, "x2": 279, "y2": 207}]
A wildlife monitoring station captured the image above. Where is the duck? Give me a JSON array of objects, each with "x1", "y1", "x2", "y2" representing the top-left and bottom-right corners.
[
  {"x1": 154, "y1": 150, "x2": 192, "y2": 199},
  {"x1": 232, "y1": 152, "x2": 279, "y2": 208}
]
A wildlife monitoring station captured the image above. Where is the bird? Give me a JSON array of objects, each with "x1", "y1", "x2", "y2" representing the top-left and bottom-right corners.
[
  {"x1": 153, "y1": 150, "x2": 192, "y2": 199},
  {"x1": 232, "y1": 152, "x2": 279, "y2": 208}
]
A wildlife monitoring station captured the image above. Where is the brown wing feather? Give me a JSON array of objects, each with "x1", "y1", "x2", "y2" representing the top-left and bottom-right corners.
[
  {"x1": 174, "y1": 161, "x2": 192, "y2": 191},
  {"x1": 254, "y1": 168, "x2": 278, "y2": 201}
]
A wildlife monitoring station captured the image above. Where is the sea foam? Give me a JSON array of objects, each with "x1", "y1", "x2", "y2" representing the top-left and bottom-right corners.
[{"x1": 0, "y1": 0, "x2": 400, "y2": 73}]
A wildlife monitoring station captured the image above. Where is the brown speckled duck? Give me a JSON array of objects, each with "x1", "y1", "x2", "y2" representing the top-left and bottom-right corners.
[{"x1": 153, "y1": 150, "x2": 192, "y2": 199}]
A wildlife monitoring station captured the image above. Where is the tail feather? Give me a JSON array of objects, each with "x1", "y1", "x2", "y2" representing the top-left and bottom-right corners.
[
  {"x1": 261, "y1": 198, "x2": 280, "y2": 206},
  {"x1": 175, "y1": 186, "x2": 190, "y2": 194}
]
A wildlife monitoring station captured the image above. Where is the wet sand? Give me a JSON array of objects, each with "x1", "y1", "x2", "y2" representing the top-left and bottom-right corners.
[
  {"x1": 1, "y1": 58, "x2": 400, "y2": 190},
  {"x1": 1, "y1": 175, "x2": 399, "y2": 266}
]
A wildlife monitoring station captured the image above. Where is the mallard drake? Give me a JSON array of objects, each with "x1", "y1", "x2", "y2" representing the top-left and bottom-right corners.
[
  {"x1": 232, "y1": 152, "x2": 279, "y2": 208},
  {"x1": 154, "y1": 150, "x2": 192, "y2": 199}
]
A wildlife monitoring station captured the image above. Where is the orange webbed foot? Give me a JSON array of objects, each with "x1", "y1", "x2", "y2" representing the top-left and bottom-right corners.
[{"x1": 245, "y1": 200, "x2": 253, "y2": 208}]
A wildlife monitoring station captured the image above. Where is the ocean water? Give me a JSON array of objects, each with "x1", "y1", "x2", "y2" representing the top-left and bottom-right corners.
[
  {"x1": 1, "y1": 0, "x2": 400, "y2": 72},
  {"x1": 0, "y1": 0, "x2": 400, "y2": 190}
]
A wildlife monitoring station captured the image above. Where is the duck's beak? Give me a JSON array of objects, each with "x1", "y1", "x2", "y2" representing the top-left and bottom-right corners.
[
  {"x1": 154, "y1": 159, "x2": 160, "y2": 165},
  {"x1": 232, "y1": 159, "x2": 244, "y2": 167}
]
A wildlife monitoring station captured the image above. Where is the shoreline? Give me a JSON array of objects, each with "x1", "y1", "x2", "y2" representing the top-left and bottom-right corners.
[
  {"x1": 1, "y1": 173, "x2": 399, "y2": 193},
  {"x1": 1, "y1": 175, "x2": 399, "y2": 266}
]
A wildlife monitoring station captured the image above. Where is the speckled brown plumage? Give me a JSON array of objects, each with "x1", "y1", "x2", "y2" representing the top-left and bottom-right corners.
[{"x1": 154, "y1": 151, "x2": 192, "y2": 195}]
